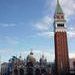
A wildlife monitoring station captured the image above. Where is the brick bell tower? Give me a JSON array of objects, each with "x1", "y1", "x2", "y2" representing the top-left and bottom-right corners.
[{"x1": 54, "y1": 0, "x2": 69, "y2": 75}]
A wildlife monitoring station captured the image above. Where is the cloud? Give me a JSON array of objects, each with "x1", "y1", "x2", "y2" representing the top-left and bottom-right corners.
[
  {"x1": 34, "y1": 16, "x2": 53, "y2": 31},
  {"x1": 0, "y1": 49, "x2": 14, "y2": 56},
  {"x1": 37, "y1": 31, "x2": 54, "y2": 38},
  {"x1": 45, "y1": 0, "x2": 75, "y2": 18},
  {"x1": 44, "y1": 0, "x2": 75, "y2": 25},
  {"x1": 34, "y1": 18, "x2": 75, "y2": 38},
  {"x1": 68, "y1": 31, "x2": 75, "y2": 38},
  {"x1": 0, "y1": 23, "x2": 16, "y2": 27},
  {"x1": 0, "y1": 48, "x2": 75, "y2": 63},
  {"x1": 34, "y1": 16, "x2": 75, "y2": 38},
  {"x1": 60, "y1": 0, "x2": 75, "y2": 18},
  {"x1": 0, "y1": 48, "x2": 54, "y2": 63},
  {"x1": 34, "y1": 0, "x2": 75, "y2": 39},
  {"x1": 34, "y1": 15, "x2": 54, "y2": 38},
  {"x1": 69, "y1": 52, "x2": 75, "y2": 59},
  {"x1": 37, "y1": 31, "x2": 75, "y2": 39},
  {"x1": 67, "y1": 27, "x2": 75, "y2": 38}
]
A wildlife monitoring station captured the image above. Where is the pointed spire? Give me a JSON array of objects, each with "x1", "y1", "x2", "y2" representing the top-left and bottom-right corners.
[
  {"x1": 19, "y1": 52, "x2": 22, "y2": 60},
  {"x1": 57, "y1": 0, "x2": 59, "y2": 4},
  {"x1": 30, "y1": 48, "x2": 33, "y2": 55},
  {"x1": 55, "y1": 0, "x2": 63, "y2": 14}
]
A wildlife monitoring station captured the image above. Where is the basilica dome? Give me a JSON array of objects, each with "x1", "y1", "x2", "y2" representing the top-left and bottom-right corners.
[{"x1": 27, "y1": 51, "x2": 36, "y2": 63}]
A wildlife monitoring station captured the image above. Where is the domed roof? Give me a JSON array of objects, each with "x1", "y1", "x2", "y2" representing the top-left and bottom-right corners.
[
  {"x1": 40, "y1": 54, "x2": 47, "y2": 64},
  {"x1": 27, "y1": 51, "x2": 36, "y2": 63},
  {"x1": 30, "y1": 51, "x2": 33, "y2": 55}
]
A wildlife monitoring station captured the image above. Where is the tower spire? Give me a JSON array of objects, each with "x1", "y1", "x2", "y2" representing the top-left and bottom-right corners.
[
  {"x1": 55, "y1": 0, "x2": 63, "y2": 15},
  {"x1": 57, "y1": 0, "x2": 59, "y2": 4},
  {"x1": 19, "y1": 52, "x2": 22, "y2": 60}
]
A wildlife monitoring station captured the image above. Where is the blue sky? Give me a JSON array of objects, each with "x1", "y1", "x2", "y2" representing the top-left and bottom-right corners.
[{"x1": 0, "y1": 0, "x2": 75, "y2": 62}]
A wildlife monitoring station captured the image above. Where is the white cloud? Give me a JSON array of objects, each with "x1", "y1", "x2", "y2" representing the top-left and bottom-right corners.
[
  {"x1": 0, "y1": 48, "x2": 75, "y2": 63},
  {"x1": 68, "y1": 31, "x2": 75, "y2": 38},
  {"x1": 37, "y1": 31, "x2": 54, "y2": 38},
  {"x1": 60, "y1": 0, "x2": 75, "y2": 18},
  {"x1": 69, "y1": 53, "x2": 75, "y2": 59},
  {"x1": 34, "y1": 16, "x2": 75, "y2": 38},
  {"x1": 0, "y1": 23, "x2": 16, "y2": 27},
  {"x1": 67, "y1": 27, "x2": 75, "y2": 38},
  {"x1": 0, "y1": 49, "x2": 54, "y2": 63},
  {"x1": 37, "y1": 31, "x2": 75, "y2": 39},
  {"x1": 34, "y1": 0, "x2": 75, "y2": 38},
  {"x1": 34, "y1": 19, "x2": 75, "y2": 38},
  {"x1": 0, "y1": 49, "x2": 14, "y2": 56},
  {"x1": 45, "y1": 0, "x2": 75, "y2": 20},
  {"x1": 68, "y1": 27, "x2": 75, "y2": 31},
  {"x1": 34, "y1": 15, "x2": 54, "y2": 38},
  {"x1": 34, "y1": 16, "x2": 53, "y2": 31}
]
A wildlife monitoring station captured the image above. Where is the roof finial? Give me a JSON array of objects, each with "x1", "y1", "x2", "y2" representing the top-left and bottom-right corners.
[
  {"x1": 30, "y1": 48, "x2": 33, "y2": 55},
  {"x1": 57, "y1": 0, "x2": 59, "y2": 5},
  {"x1": 19, "y1": 52, "x2": 22, "y2": 59},
  {"x1": 55, "y1": 0, "x2": 63, "y2": 14}
]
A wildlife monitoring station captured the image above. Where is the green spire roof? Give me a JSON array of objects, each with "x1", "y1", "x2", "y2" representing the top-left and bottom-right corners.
[{"x1": 55, "y1": 0, "x2": 63, "y2": 14}]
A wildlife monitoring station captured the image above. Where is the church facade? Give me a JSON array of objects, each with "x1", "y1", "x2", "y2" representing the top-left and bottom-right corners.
[{"x1": 1, "y1": 52, "x2": 51, "y2": 75}]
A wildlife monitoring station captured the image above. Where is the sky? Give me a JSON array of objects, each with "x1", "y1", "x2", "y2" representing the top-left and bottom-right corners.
[{"x1": 0, "y1": 0, "x2": 75, "y2": 62}]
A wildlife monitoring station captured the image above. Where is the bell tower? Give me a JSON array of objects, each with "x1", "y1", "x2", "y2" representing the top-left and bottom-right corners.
[{"x1": 54, "y1": 0, "x2": 69, "y2": 75}]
